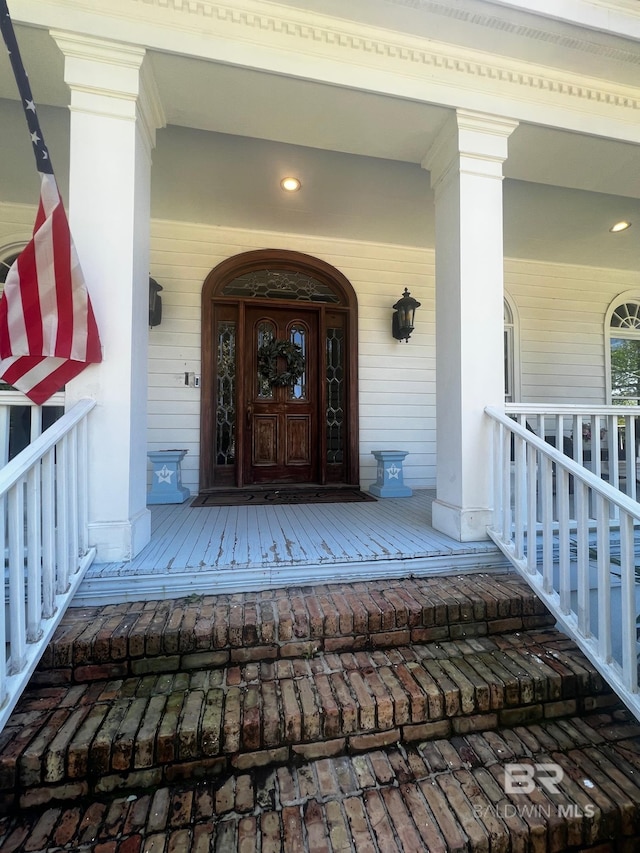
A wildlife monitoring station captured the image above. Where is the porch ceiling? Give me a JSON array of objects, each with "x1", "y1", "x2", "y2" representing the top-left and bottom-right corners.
[{"x1": 3, "y1": 25, "x2": 638, "y2": 198}]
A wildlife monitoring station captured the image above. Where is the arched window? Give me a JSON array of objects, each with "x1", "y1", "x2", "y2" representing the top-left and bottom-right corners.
[
  {"x1": 504, "y1": 294, "x2": 520, "y2": 403},
  {"x1": 607, "y1": 294, "x2": 640, "y2": 404}
]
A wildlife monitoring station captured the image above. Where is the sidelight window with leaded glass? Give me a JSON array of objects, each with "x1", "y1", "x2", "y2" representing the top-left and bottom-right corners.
[
  {"x1": 257, "y1": 321, "x2": 276, "y2": 399},
  {"x1": 216, "y1": 321, "x2": 236, "y2": 465},
  {"x1": 289, "y1": 323, "x2": 307, "y2": 400},
  {"x1": 326, "y1": 327, "x2": 344, "y2": 463}
]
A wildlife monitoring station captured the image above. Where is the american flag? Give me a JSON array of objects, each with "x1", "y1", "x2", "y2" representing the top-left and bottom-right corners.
[{"x1": 0, "y1": 0, "x2": 101, "y2": 405}]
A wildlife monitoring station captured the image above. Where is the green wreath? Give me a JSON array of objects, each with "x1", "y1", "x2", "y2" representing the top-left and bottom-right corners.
[{"x1": 257, "y1": 338, "x2": 305, "y2": 387}]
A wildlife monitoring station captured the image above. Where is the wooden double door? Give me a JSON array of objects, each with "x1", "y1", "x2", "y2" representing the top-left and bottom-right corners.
[
  {"x1": 244, "y1": 305, "x2": 318, "y2": 485},
  {"x1": 199, "y1": 249, "x2": 359, "y2": 493}
]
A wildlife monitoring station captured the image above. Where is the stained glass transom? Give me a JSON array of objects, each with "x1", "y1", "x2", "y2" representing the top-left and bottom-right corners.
[
  {"x1": 216, "y1": 322, "x2": 236, "y2": 465},
  {"x1": 289, "y1": 324, "x2": 307, "y2": 400},
  {"x1": 326, "y1": 328, "x2": 344, "y2": 463},
  {"x1": 223, "y1": 269, "x2": 341, "y2": 303}
]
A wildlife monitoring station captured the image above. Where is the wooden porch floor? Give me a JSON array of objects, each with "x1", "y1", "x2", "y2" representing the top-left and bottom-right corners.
[{"x1": 77, "y1": 490, "x2": 508, "y2": 605}]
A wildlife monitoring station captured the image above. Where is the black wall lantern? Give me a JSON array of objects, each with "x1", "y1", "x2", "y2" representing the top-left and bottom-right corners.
[
  {"x1": 392, "y1": 288, "x2": 420, "y2": 342},
  {"x1": 149, "y1": 277, "x2": 163, "y2": 327}
]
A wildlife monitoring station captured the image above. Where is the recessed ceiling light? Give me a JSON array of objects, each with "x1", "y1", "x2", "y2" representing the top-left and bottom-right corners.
[
  {"x1": 610, "y1": 220, "x2": 631, "y2": 233},
  {"x1": 280, "y1": 177, "x2": 301, "y2": 192}
]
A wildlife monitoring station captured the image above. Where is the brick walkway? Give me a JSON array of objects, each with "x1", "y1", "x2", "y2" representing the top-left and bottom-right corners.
[
  {"x1": 2, "y1": 714, "x2": 640, "y2": 852},
  {"x1": 1, "y1": 572, "x2": 640, "y2": 851},
  {"x1": 34, "y1": 573, "x2": 554, "y2": 685}
]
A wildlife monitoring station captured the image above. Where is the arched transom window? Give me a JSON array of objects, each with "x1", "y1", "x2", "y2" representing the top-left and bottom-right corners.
[{"x1": 608, "y1": 297, "x2": 640, "y2": 404}]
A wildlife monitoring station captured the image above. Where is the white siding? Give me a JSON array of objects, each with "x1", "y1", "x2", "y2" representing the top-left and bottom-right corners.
[
  {"x1": 504, "y1": 260, "x2": 640, "y2": 406},
  {"x1": 2, "y1": 201, "x2": 638, "y2": 496},
  {"x1": 147, "y1": 220, "x2": 435, "y2": 494}
]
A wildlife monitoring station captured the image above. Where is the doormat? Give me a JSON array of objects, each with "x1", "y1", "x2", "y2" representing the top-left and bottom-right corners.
[{"x1": 191, "y1": 488, "x2": 377, "y2": 507}]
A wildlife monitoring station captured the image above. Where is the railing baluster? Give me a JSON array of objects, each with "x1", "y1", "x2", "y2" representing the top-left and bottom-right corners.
[
  {"x1": 26, "y1": 464, "x2": 42, "y2": 642},
  {"x1": 56, "y1": 434, "x2": 70, "y2": 594},
  {"x1": 8, "y1": 482, "x2": 26, "y2": 674},
  {"x1": 41, "y1": 448, "x2": 56, "y2": 620},
  {"x1": 573, "y1": 413, "x2": 583, "y2": 469},
  {"x1": 558, "y1": 468, "x2": 571, "y2": 614},
  {"x1": 595, "y1": 493, "x2": 611, "y2": 663},
  {"x1": 624, "y1": 415, "x2": 636, "y2": 501},
  {"x1": 502, "y1": 426, "x2": 511, "y2": 541},
  {"x1": 592, "y1": 414, "x2": 603, "y2": 481},
  {"x1": 556, "y1": 414, "x2": 564, "y2": 523},
  {"x1": 526, "y1": 443, "x2": 537, "y2": 574},
  {"x1": 78, "y1": 416, "x2": 89, "y2": 556},
  {"x1": 619, "y1": 512, "x2": 638, "y2": 694},
  {"x1": 541, "y1": 455, "x2": 554, "y2": 594},
  {"x1": 610, "y1": 417, "x2": 621, "y2": 498},
  {"x1": 30, "y1": 405, "x2": 42, "y2": 443},
  {"x1": 68, "y1": 427, "x2": 79, "y2": 567},
  {"x1": 514, "y1": 434, "x2": 526, "y2": 560},
  {"x1": 575, "y1": 480, "x2": 590, "y2": 637},
  {"x1": 492, "y1": 421, "x2": 502, "y2": 536}
]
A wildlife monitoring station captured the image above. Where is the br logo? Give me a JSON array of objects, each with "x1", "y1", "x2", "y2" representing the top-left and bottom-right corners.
[{"x1": 504, "y1": 763, "x2": 564, "y2": 795}]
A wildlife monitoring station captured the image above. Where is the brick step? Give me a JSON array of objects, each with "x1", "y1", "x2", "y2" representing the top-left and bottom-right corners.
[
  {"x1": 2, "y1": 712, "x2": 640, "y2": 852},
  {"x1": 0, "y1": 628, "x2": 621, "y2": 809},
  {"x1": 35, "y1": 572, "x2": 555, "y2": 686}
]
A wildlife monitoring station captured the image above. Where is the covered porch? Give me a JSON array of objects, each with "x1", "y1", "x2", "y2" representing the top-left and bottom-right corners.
[
  {"x1": 3, "y1": 0, "x2": 640, "y2": 567},
  {"x1": 75, "y1": 489, "x2": 508, "y2": 607}
]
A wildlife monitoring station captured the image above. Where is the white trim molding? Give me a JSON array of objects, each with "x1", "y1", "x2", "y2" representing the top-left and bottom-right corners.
[
  {"x1": 74, "y1": 551, "x2": 509, "y2": 605},
  {"x1": 12, "y1": 0, "x2": 640, "y2": 145}
]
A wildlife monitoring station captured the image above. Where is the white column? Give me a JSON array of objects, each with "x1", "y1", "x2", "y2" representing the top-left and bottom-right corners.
[
  {"x1": 423, "y1": 110, "x2": 518, "y2": 542},
  {"x1": 51, "y1": 33, "x2": 165, "y2": 562}
]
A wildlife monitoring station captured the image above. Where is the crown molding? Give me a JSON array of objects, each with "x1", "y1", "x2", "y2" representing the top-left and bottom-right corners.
[
  {"x1": 122, "y1": 0, "x2": 640, "y2": 112},
  {"x1": 12, "y1": 0, "x2": 640, "y2": 122}
]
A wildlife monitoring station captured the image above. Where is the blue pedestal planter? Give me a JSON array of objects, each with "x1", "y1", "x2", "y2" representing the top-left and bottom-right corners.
[
  {"x1": 147, "y1": 449, "x2": 191, "y2": 504},
  {"x1": 369, "y1": 450, "x2": 412, "y2": 497}
]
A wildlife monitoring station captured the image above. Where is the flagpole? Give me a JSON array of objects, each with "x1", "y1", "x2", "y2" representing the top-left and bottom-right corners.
[
  {"x1": 0, "y1": 0, "x2": 54, "y2": 176},
  {"x1": 0, "y1": 0, "x2": 102, "y2": 405}
]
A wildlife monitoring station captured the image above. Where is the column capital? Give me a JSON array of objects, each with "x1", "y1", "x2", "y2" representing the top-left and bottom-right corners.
[
  {"x1": 50, "y1": 31, "x2": 165, "y2": 148},
  {"x1": 423, "y1": 109, "x2": 518, "y2": 190}
]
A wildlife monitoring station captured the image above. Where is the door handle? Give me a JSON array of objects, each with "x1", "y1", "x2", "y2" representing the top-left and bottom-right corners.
[{"x1": 246, "y1": 404, "x2": 253, "y2": 426}]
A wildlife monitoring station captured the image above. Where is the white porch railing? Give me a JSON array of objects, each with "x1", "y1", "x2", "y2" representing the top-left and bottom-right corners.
[
  {"x1": 0, "y1": 390, "x2": 65, "y2": 466},
  {"x1": 507, "y1": 404, "x2": 640, "y2": 501},
  {"x1": 486, "y1": 404, "x2": 640, "y2": 722},
  {"x1": 0, "y1": 398, "x2": 96, "y2": 732}
]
